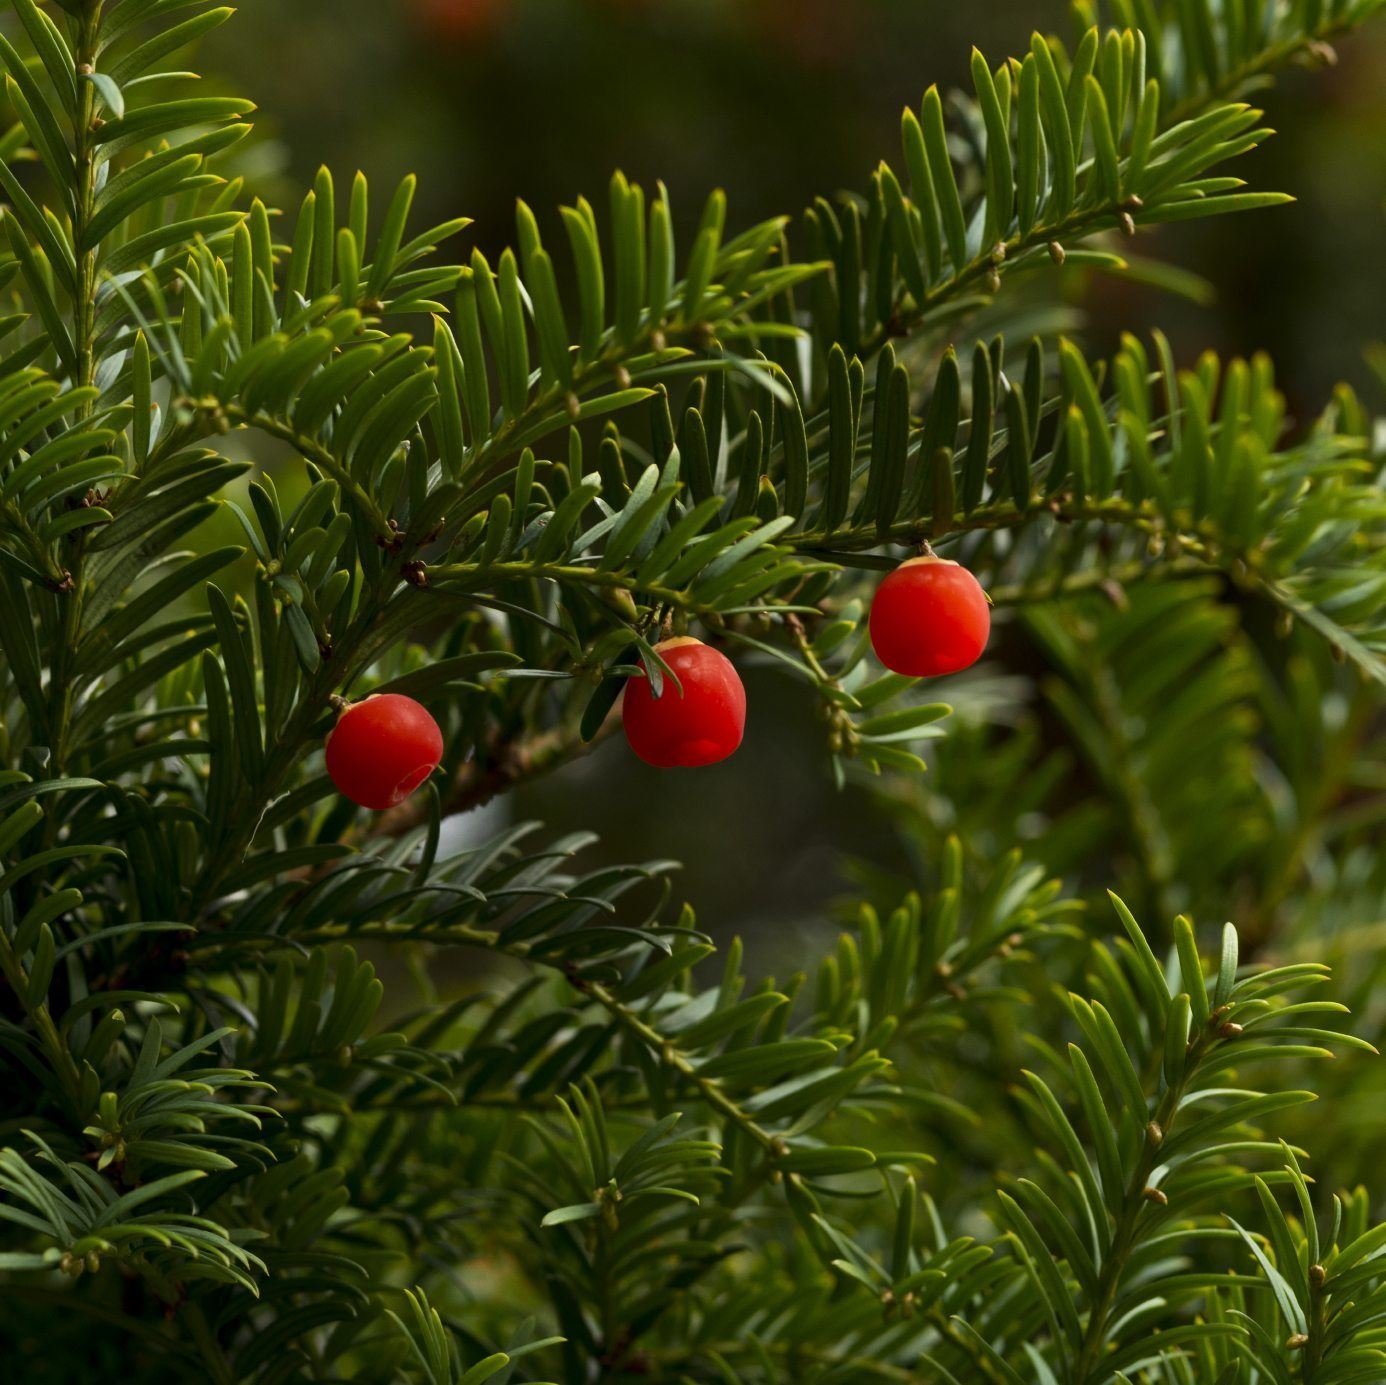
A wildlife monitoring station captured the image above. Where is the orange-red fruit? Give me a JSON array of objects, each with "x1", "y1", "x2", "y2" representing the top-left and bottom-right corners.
[
  {"x1": 325, "y1": 694, "x2": 443, "y2": 810},
  {"x1": 868, "y1": 556, "x2": 990, "y2": 677},
  {"x1": 622, "y1": 637, "x2": 746, "y2": 768}
]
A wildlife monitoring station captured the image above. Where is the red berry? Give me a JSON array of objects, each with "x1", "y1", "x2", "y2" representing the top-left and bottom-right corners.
[
  {"x1": 325, "y1": 694, "x2": 443, "y2": 810},
  {"x1": 622, "y1": 637, "x2": 746, "y2": 768},
  {"x1": 868, "y1": 556, "x2": 990, "y2": 677}
]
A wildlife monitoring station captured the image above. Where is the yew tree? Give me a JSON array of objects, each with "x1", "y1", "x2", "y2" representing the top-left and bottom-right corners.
[{"x1": 3, "y1": 1, "x2": 1386, "y2": 1381}]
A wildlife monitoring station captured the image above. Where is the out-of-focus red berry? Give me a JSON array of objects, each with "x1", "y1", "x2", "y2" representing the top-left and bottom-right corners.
[
  {"x1": 325, "y1": 694, "x2": 444, "y2": 810},
  {"x1": 868, "y1": 556, "x2": 990, "y2": 678},
  {"x1": 621, "y1": 637, "x2": 746, "y2": 768},
  {"x1": 412, "y1": 0, "x2": 501, "y2": 43}
]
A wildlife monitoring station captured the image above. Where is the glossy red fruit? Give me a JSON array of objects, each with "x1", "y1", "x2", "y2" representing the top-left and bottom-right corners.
[
  {"x1": 325, "y1": 694, "x2": 443, "y2": 810},
  {"x1": 868, "y1": 556, "x2": 990, "y2": 677},
  {"x1": 622, "y1": 637, "x2": 746, "y2": 768}
]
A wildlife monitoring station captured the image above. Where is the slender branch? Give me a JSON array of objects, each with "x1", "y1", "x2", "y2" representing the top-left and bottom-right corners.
[
  {"x1": 255, "y1": 919, "x2": 782, "y2": 1155},
  {"x1": 582, "y1": 976, "x2": 779, "y2": 1154},
  {"x1": 797, "y1": 494, "x2": 1369, "y2": 680},
  {"x1": 648, "y1": 1338, "x2": 924, "y2": 1382},
  {"x1": 986, "y1": 556, "x2": 1206, "y2": 607},
  {"x1": 1247, "y1": 685, "x2": 1378, "y2": 942},
  {"x1": 793, "y1": 495, "x2": 1192, "y2": 554},
  {"x1": 648, "y1": 1315, "x2": 1008, "y2": 1385},
  {"x1": 265, "y1": 851, "x2": 1037, "y2": 1155},
  {"x1": 426, "y1": 560, "x2": 736, "y2": 620},
  {"x1": 154, "y1": 401, "x2": 392, "y2": 536},
  {"x1": 1164, "y1": 20, "x2": 1360, "y2": 125},
  {"x1": 47, "y1": 4, "x2": 105, "y2": 770},
  {"x1": 1072, "y1": 1024, "x2": 1216, "y2": 1384},
  {"x1": 1303, "y1": 1256, "x2": 1331, "y2": 1377},
  {"x1": 858, "y1": 198, "x2": 1138, "y2": 361},
  {"x1": 0, "y1": 933, "x2": 84, "y2": 1109},
  {"x1": 856, "y1": 12, "x2": 1368, "y2": 364},
  {"x1": 72, "y1": 9, "x2": 99, "y2": 403},
  {"x1": 4, "y1": 1286, "x2": 203, "y2": 1364},
  {"x1": 183, "y1": 1303, "x2": 235, "y2": 1385},
  {"x1": 376, "y1": 719, "x2": 613, "y2": 837},
  {"x1": 1044, "y1": 625, "x2": 1177, "y2": 923},
  {"x1": 263, "y1": 915, "x2": 785, "y2": 1182},
  {"x1": 925, "y1": 1311, "x2": 1013, "y2": 1385},
  {"x1": 463, "y1": 325, "x2": 722, "y2": 477},
  {"x1": 366, "y1": 555, "x2": 1200, "y2": 846}
]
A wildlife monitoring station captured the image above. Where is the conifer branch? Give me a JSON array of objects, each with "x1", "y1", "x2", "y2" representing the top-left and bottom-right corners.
[{"x1": 2, "y1": 1, "x2": 1385, "y2": 1377}]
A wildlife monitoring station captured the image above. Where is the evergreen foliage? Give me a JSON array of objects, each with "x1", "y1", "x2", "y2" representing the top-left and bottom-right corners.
[{"x1": 2, "y1": 0, "x2": 1386, "y2": 1379}]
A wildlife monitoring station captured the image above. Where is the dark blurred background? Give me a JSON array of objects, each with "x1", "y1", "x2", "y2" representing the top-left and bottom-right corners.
[
  {"x1": 206, "y1": 0, "x2": 1386, "y2": 407},
  {"x1": 199, "y1": 1, "x2": 1386, "y2": 956}
]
